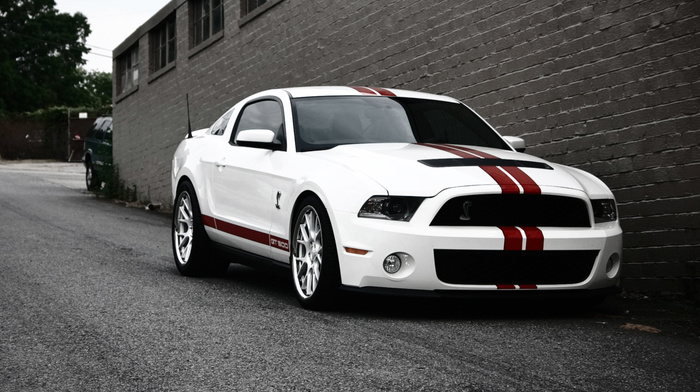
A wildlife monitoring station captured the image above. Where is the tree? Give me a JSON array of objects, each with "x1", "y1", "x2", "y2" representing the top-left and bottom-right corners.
[
  {"x1": 76, "y1": 69, "x2": 112, "y2": 108},
  {"x1": 0, "y1": 0, "x2": 91, "y2": 113}
]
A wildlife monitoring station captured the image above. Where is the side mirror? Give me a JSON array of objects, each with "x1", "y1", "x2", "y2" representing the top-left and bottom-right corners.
[
  {"x1": 236, "y1": 129, "x2": 282, "y2": 150},
  {"x1": 503, "y1": 136, "x2": 526, "y2": 152}
]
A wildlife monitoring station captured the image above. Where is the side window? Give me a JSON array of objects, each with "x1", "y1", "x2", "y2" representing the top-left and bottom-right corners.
[
  {"x1": 210, "y1": 108, "x2": 233, "y2": 136},
  {"x1": 232, "y1": 99, "x2": 285, "y2": 148},
  {"x1": 87, "y1": 121, "x2": 100, "y2": 139},
  {"x1": 102, "y1": 118, "x2": 113, "y2": 133}
]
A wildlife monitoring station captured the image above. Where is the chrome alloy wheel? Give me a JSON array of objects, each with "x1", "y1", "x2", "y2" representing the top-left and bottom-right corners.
[
  {"x1": 292, "y1": 205, "x2": 323, "y2": 299},
  {"x1": 174, "y1": 191, "x2": 194, "y2": 265}
]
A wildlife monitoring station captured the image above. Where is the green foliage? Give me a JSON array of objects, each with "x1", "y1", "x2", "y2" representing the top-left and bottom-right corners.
[
  {"x1": 78, "y1": 70, "x2": 112, "y2": 108},
  {"x1": 0, "y1": 0, "x2": 104, "y2": 114},
  {"x1": 96, "y1": 164, "x2": 138, "y2": 203}
]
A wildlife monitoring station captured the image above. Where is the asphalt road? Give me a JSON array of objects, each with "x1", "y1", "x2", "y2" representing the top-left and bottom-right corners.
[{"x1": 1, "y1": 161, "x2": 699, "y2": 391}]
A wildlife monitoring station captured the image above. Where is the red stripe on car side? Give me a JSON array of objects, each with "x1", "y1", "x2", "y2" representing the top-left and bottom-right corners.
[
  {"x1": 216, "y1": 219, "x2": 269, "y2": 246},
  {"x1": 521, "y1": 227, "x2": 544, "y2": 251},
  {"x1": 499, "y1": 226, "x2": 523, "y2": 251},
  {"x1": 202, "y1": 214, "x2": 290, "y2": 253},
  {"x1": 202, "y1": 215, "x2": 217, "y2": 229},
  {"x1": 497, "y1": 284, "x2": 517, "y2": 289},
  {"x1": 351, "y1": 86, "x2": 378, "y2": 95}
]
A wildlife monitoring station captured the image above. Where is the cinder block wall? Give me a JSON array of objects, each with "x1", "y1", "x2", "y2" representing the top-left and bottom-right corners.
[{"x1": 113, "y1": 0, "x2": 699, "y2": 297}]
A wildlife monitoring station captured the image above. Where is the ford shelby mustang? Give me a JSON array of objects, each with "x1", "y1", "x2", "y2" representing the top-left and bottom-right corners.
[{"x1": 171, "y1": 86, "x2": 622, "y2": 309}]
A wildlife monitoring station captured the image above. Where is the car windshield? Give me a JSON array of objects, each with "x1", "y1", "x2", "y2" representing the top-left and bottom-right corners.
[{"x1": 292, "y1": 96, "x2": 510, "y2": 152}]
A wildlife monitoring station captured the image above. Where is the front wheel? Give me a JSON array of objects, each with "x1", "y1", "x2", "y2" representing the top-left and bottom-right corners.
[
  {"x1": 172, "y1": 181, "x2": 228, "y2": 276},
  {"x1": 291, "y1": 196, "x2": 340, "y2": 310}
]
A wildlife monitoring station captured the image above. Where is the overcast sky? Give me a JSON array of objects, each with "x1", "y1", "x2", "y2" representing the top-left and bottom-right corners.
[{"x1": 54, "y1": 0, "x2": 172, "y2": 73}]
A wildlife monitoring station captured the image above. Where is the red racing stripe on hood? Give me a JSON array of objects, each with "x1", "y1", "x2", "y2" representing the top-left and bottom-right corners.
[
  {"x1": 447, "y1": 145, "x2": 541, "y2": 194},
  {"x1": 418, "y1": 143, "x2": 541, "y2": 194},
  {"x1": 501, "y1": 166, "x2": 541, "y2": 194},
  {"x1": 419, "y1": 143, "x2": 519, "y2": 193}
]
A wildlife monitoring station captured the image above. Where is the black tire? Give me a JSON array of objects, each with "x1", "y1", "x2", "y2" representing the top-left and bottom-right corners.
[
  {"x1": 85, "y1": 160, "x2": 99, "y2": 190},
  {"x1": 172, "y1": 181, "x2": 229, "y2": 276},
  {"x1": 290, "y1": 196, "x2": 340, "y2": 310}
]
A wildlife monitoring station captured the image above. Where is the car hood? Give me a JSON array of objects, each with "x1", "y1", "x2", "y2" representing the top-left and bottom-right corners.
[{"x1": 308, "y1": 143, "x2": 596, "y2": 197}]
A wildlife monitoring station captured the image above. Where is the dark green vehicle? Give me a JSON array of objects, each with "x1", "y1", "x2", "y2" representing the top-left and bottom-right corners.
[{"x1": 82, "y1": 116, "x2": 113, "y2": 190}]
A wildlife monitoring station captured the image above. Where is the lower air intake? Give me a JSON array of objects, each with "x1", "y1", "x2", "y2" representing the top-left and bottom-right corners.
[{"x1": 434, "y1": 249, "x2": 599, "y2": 285}]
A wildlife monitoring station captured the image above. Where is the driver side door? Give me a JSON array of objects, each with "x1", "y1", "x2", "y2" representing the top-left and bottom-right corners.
[{"x1": 207, "y1": 98, "x2": 287, "y2": 257}]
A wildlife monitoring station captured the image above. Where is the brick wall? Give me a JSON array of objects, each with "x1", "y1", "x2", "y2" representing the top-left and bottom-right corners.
[{"x1": 113, "y1": 0, "x2": 699, "y2": 297}]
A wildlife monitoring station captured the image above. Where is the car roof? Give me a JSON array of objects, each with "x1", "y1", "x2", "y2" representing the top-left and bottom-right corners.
[{"x1": 275, "y1": 86, "x2": 460, "y2": 103}]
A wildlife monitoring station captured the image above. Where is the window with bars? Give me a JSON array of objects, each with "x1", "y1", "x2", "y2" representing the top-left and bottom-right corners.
[
  {"x1": 150, "y1": 14, "x2": 176, "y2": 73},
  {"x1": 117, "y1": 44, "x2": 139, "y2": 95},
  {"x1": 191, "y1": 0, "x2": 223, "y2": 47}
]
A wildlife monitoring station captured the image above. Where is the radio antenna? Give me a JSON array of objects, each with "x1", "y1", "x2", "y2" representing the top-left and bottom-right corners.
[{"x1": 186, "y1": 93, "x2": 193, "y2": 139}]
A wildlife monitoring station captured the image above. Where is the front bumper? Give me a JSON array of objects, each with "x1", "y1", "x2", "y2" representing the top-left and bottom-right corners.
[
  {"x1": 340, "y1": 285, "x2": 621, "y2": 300},
  {"x1": 332, "y1": 194, "x2": 623, "y2": 294}
]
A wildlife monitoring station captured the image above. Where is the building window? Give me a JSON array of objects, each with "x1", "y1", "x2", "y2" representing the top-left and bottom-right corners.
[
  {"x1": 239, "y1": 0, "x2": 282, "y2": 26},
  {"x1": 241, "y1": 0, "x2": 267, "y2": 17},
  {"x1": 191, "y1": 0, "x2": 223, "y2": 47},
  {"x1": 150, "y1": 14, "x2": 176, "y2": 73},
  {"x1": 117, "y1": 44, "x2": 139, "y2": 95}
]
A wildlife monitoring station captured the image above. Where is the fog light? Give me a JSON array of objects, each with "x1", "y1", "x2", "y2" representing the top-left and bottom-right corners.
[
  {"x1": 606, "y1": 253, "x2": 621, "y2": 278},
  {"x1": 383, "y1": 254, "x2": 402, "y2": 274}
]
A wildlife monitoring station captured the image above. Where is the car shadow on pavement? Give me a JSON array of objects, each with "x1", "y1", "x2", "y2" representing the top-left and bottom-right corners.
[
  {"x1": 334, "y1": 291, "x2": 700, "y2": 340},
  {"x1": 202, "y1": 264, "x2": 700, "y2": 340}
]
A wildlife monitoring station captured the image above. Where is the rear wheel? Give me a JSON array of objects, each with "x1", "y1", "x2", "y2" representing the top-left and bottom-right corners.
[
  {"x1": 291, "y1": 196, "x2": 340, "y2": 310},
  {"x1": 172, "y1": 181, "x2": 228, "y2": 276}
]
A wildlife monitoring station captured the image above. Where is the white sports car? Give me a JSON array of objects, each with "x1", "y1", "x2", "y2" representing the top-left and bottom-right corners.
[{"x1": 171, "y1": 86, "x2": 622, "y2": 309}]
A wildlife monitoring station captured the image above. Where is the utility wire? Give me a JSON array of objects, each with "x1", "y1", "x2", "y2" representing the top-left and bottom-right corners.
[{"x1": 3, "y1": 29, "x2": 112, "y2": 58}]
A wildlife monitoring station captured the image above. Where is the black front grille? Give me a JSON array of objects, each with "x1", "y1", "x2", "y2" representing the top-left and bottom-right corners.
[
  {"x1": 434, "y1": 249, "x2": 599, "y2": 285},
  {"x1": 430, "y1": 194, "x2": 590, "y2": 227}
]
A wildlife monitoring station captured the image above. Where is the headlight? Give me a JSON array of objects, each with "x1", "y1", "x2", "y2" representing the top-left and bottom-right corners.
[
  {"x1": 592, "y1": 199, "x2": 617, "y2": 223},
  {"x1": 358, "y1": 196, "x2": 424, "y2": 221}
]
